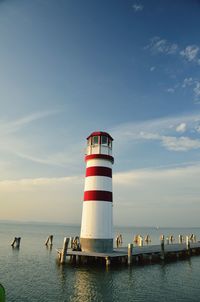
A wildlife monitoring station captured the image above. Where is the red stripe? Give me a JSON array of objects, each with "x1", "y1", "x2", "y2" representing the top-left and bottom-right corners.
[
  {"x1": 85, "y1": 154, "x2": 114, "y2": 163},
  {"x1": 86, "y1": 167, "x2": 112, "y2": 178},
  {"x1": 84, "y1": 190, "x2": 113, "y2": 202}
]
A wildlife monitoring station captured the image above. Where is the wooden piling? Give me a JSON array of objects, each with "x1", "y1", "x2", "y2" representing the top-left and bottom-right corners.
[
  {"x1": 105, "y1": 256, "x2": 111, "y2": 267},
  {"x1": 60, "y1": 237, "x2": 69, "y2": 264},
  {"x1": 186, "y1": 236, "x2": 190, "y2": 256},
  {"x1": 139, "y1": 236, "x2": 143, "y2": 247},
  {"x1": 11, "y1": 237, "x2": 21, "y2": 248},
  {"x1": 128, "y1": 243, "x2": 133, "y2": 265},
  {"x1": 160, "y1": 236, "x2": 165, "y2": 260},
  {"x1": 45, "y1": 235, "x2": 53, "y2": 246}
]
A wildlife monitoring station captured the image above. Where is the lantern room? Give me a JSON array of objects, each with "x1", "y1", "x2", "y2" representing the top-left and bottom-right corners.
[{"x1": 86, "y1": 131, "x2": 113, "y2": 156}]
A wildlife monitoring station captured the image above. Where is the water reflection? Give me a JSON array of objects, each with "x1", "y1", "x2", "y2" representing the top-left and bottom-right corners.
[{"x1": 56, "y1": 264, "x2": 115, "y2": 302}]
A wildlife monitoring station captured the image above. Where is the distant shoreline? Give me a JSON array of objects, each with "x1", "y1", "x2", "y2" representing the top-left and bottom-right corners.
[{"x1": 0, "y1": 220, "x2": 199, "y2": 229}]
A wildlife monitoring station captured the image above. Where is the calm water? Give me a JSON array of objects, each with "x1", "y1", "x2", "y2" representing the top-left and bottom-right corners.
[{"x1": 1, "y1": 222, "x2": 200, "y2": 302}]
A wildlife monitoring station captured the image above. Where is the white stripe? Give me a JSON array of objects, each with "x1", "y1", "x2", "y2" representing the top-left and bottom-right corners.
[
  {"x1": 84, "y1": 176, "x2": 112, "y2": 192},
  {"x1": 80, "y1": 201, "x2": 113, "y2": 238},
  {"x1": 86, "y1": 159, "x2": 112, "y2": 168}
]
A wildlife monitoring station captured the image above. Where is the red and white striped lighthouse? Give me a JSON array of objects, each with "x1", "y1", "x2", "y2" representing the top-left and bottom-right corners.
[{"x1": 80, "y1": 131, "x2": 114, "y2": 253}]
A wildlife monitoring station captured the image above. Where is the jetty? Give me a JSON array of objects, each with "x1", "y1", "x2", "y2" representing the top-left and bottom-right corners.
[{"x1": 56, "y1": 239, "x2": 200, "y2": 267}]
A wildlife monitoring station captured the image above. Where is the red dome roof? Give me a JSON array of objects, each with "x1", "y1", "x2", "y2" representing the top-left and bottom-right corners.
[{"x1": 87, "y1": 131, "x2": 113, "y2": 141}]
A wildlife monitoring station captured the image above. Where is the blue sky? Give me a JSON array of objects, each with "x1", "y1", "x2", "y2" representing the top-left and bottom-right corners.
[{"x1": 0, "y1": 0, "x2": 200, "y2": 226}]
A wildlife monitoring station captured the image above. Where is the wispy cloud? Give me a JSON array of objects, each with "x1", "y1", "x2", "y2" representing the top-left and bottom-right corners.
[
  {"x1": 194, "y1": 82, "x2": 200, "y2": 103},
  {"x1": 110, "y1": 112, "x2": 200, "y2": 152},
  {"x1": 114, "y1": 163, "x2": 200, "y2": 187},
  {"x1": 146, "y1": 37, "x2": 200, "y2": 65},
  {"x1": 182, "y1": 78, "x2": 200, "y2": 103},
  {"x1": 145, "y1": 37, "x2": 200, "y2": 104},
  {"x1": 14, "y1": 149, "x2": 80, "y2": 167},
  {"x1": 166, "y1": 88, "x2": 175, "y2": 93},
  {"x1": 0, "y1": 175, "x2": 83, "y2": 192},
  {"x1": 182, "y1": 77, "x2": 194, "y2": 88},
  {"x1": 140, "y1": 132, "x2": 200, "y2": 151},
  {"x1": 176, "y1": 122, "x2": 187, "y2": 133},
  {"x1": 162, "y1": 136, "x2": 200, "y2": 151},
  {"x1": 145, "y1": 37, "x2": 178, "y2": 55},
  {"x1": 0, "y1": 109, "x2": 60, "y2": 135},
  {"x1": 180, "y1": 45, "x2": 199, "y2": 62},
  {"x1": 0, "y1": 109, "x2": 75, "y2": 168},
  {"x1": 132, "y1": 3, "x2": 143, "y2": 12}
]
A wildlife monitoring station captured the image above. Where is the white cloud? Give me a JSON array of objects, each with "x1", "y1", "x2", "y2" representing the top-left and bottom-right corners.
[
  {"x1": 139, "y1": 132, "x2": 200, "y2": 152},
  {"x1": 0, "y1": 175, "x2": 84, "y2": 223},
  {"x1": 1, "y1": 164, "x2": 200, "y2": 226},
  {"x1": 161, "y1": 136, "x2": 200, "y2": 151},
  {"x1": 0, "y1": 109, "x2": 60, "y2": 135},
  {"x1": 195, "y1": 124, "x2": 200, "y2": 133},
  {"x1": 146, "y1": 37, "x2": 178, "y2": 55},
  {"x1": 0, "y1": 175, "x2": 83, "y2": 192},
  {"x1": 146, "y1": 38, "x2": 200, "y2": 68},
  {"x1": 113, "y1": 163, "x2": 200, "y2": 226},
  {"x1": 182, "y1": 77, "x2": 194, "y2": 88},
  {"x1": 114, "y1": 163, "x2": 200, "y2": 187},
  {"x1": 176, "y1": 122, "x2": 187, "y2": 133},
  {"x1": 132, "y1": 4, "x2": 143, "y2": 11},
  {"x1": 13, "y1": 150, "x2": 79, "y2": 167},
  {"x1": 180, "y1": 45, "x2": 199, "y2": 62},
  {"x1": 181, "y1": 78, "x2": 200, "y2": 103},
  {"x1": 111, "y1": 112, "x2": 200, "y2": 138},
  {"x1": 166, "y1": 88, "x2": 175, "y2": 93},
  {"x1": 110, "y1": 112, "x2": 200, "y2": 153},
  {"x1": 194, "y1": 81, "x2": 200, "y2": 102},
  {"x1": 0, "y1": 109, "x2": 79, "y2": 169}
]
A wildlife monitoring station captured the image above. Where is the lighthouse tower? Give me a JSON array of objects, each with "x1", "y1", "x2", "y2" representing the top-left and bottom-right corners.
[{"x1": 80, "y1": 131, "x2": 114, "y2": 253}]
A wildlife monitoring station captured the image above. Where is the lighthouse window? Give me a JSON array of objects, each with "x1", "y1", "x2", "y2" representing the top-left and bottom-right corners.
[
  {"x1": 87, "y1": 138, "x2": 91, "y2": 145},
  {"x1": 92, "y1": 136, "x2": 99, "y2": 145},
  {"x1": 101, "y1": 136, "x2": 108, "y2": 145},
  {"x1": 108, "y1": 139, "x2": 112, "y2": 148}
]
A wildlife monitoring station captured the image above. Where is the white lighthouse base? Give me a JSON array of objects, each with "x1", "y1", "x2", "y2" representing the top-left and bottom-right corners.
[{"x1": 80, "y1": 238, "x2": 113, "y2": 253}]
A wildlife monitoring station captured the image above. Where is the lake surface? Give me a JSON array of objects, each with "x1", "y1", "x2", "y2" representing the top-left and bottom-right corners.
[{"x1": 0, "y1": 222, "x2": 200, "y2": 301}]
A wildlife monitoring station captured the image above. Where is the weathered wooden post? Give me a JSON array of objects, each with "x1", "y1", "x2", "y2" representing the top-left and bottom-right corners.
[
  {"x1": 139, "y1": 236, "x2": 143, "y2": 247},
  {"x1": 128, "y1": 243, "x2": 133, "y2": 265},
  {"x1": 60, "y1": 237, "x2": 69, "y2": 264},
  {"x1": 45, "y1": 235, "x2": 53, "y2": 246},
  {"x1": 186, "y1": 236, "x2": 190, "y2": 256},
  {"x1": 69, "y1": 237, "x2": 73, "y2": 248},
  {"x1": 160, "y1": 235, "x2": 165, "y2": 260},
  {"x1": 105, "y1": 257, "x2": 111, "y2": 267},
  {"x1": 11, "y1": 237, "x2": 21, "y2": 248},
  {"x1": 17, "y1": 237, "x2": 21, "y2": 248},
  {"x1": 178, "y1": 235, "x2": 183, "y2": 244}
]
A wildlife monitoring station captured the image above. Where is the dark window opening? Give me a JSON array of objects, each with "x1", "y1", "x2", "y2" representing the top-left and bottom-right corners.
[
  {"x1": 101, "y1": 135, "x2": 108, "y2": 145},
  {"x1": 92, "y1": 136, "x2": 99, "y2": 145}
]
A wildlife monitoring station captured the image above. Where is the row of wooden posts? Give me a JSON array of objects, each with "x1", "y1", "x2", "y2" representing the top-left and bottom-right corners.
[
  {"x1": 10, "y1": 233, "x2": 198, "y2": 267},
  {"x1": 11, "y1": 235, "x2": 54, "y2": 249},
  {"x1": 116, "y1": 233, "x2": 197, "y2": 248},
  {"x1": 127, "y1": 234, "x2": 193, "y2": 265},
  {"x1": 11, "y1": 234, "x2": 197, "y2": 250},
  {"x1": 11, "y1": 233, "x2": 197, "y2": 249}
]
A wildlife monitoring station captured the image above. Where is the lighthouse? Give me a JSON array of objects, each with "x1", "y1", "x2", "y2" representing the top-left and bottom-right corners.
[{"x1": 80, "y1": 131, "x2": 114, "y2": 253}]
